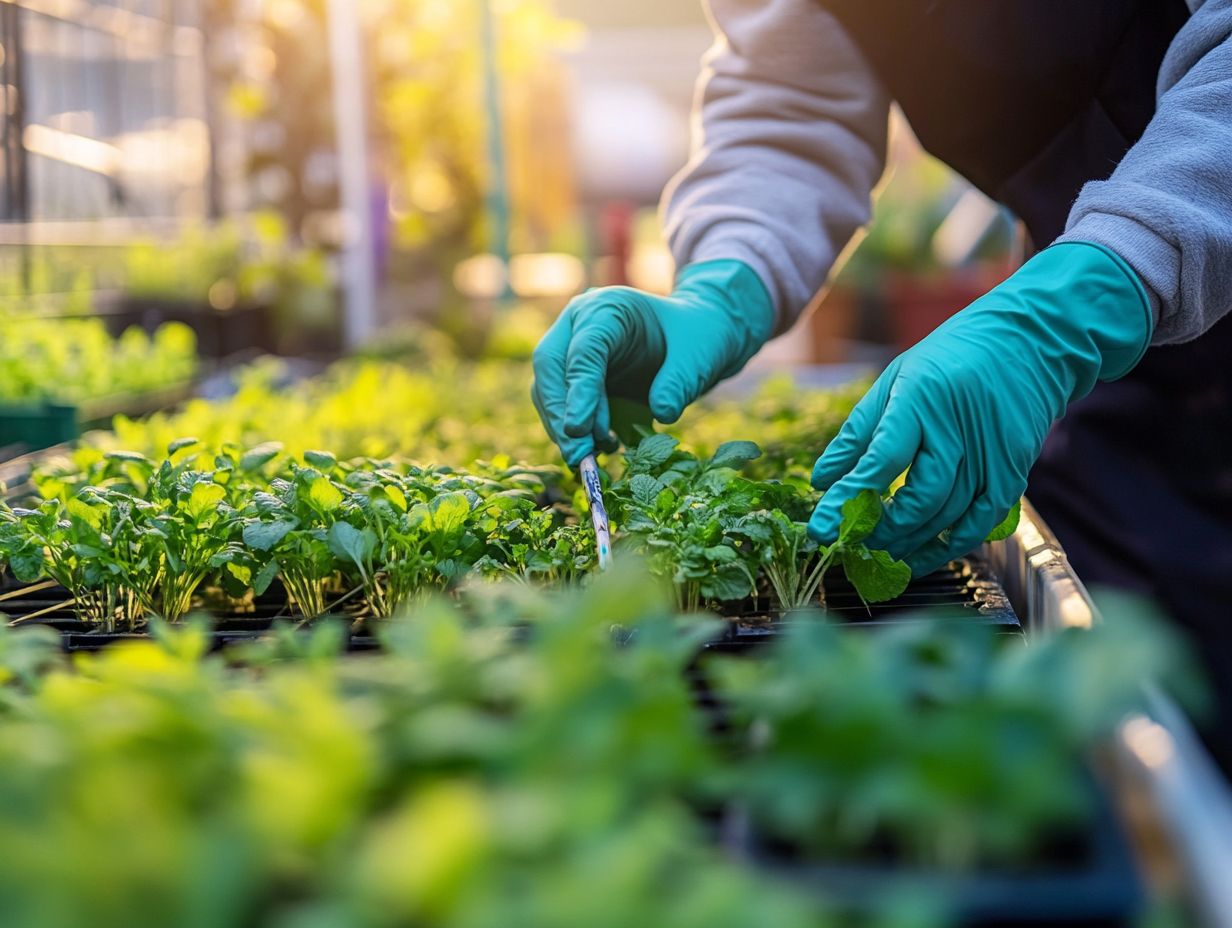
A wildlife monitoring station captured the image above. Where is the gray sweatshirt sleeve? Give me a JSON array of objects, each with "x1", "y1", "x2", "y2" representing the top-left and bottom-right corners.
[
  {"x1": 1058, "y1": 0, "x2": 1232, "y2": 345},
  {"x1": 660, "y1": 0, "x2": 890, "y2": 333}
]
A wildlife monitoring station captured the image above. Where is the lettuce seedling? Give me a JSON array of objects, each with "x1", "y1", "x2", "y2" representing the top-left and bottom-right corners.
[
  {"x1": 610, "y1": 438, "x2": 784, "y2": 611},
  {"x1": 138, "y1": 465, "x2": 243, "y2": 622},
  {"x1": 0, "y1": 496, "x2": 145, "y2": 629},
  {"x1": 238, "y1": 461, "x2": 351, "y2": 618},
  {"x1": 732, "y1": 511, "x2": 827, "y2": 611},
  {"x1": 0, "y1": 454, "x2": 244, "y2": 626},
  {"x1": 610, "y1": 436, "x2": 911, "y2": 613}
]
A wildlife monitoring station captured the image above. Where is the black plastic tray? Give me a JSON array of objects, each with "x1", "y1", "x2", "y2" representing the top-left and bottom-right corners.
[
  {"x1": 724, "y1": 791, "x2": 1142, "y2": 927},
  {"x1": 713, "y1": 552, "x2": 1020, "y2": 638},
  {"x1": 685, "y1": 642, "x2": 1142, "y2": 927},
  {"x1": 0, "y1": 576, "x2": 378, "y2": 652}
]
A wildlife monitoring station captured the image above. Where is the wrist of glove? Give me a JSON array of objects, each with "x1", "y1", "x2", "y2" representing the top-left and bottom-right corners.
[
  {"x1": 807, "y1": 241, "x2": 1152, "y2": 576},
  {"x1": 531, "y1": 260, "x2": 775, "y2": 467}
]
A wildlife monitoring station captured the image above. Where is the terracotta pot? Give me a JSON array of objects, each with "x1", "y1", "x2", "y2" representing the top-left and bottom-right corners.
[
  {"x1": 886, "y1": 264, "x2": 1011, "y2": 353},
  {"x1": 805, "y1": 285, "x2": 860, "y2": 363}
]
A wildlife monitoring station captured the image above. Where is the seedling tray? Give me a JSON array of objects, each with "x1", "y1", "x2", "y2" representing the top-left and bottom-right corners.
[
  {"x1": 0, "y1": 541, "x2": 1021, "y2": 653},
  {"x1": 106, "y1": 297, "x2": 278, "y2": 359},
  {"x1": 714, "y1": 550, "x2": 1020, "y2": 640},
  {"x1": 686, "y1": 652, "x2": 1141, "y2": 925},
  {"x1": 722, "y1": 790, "x2": 1143, "y2": 927},
  {"x1": 0, "y1": 578, "x2": 378, "y2": 653},
  {"x1": 0, "y1": 550, "x2": 1019, "y2": 654}
]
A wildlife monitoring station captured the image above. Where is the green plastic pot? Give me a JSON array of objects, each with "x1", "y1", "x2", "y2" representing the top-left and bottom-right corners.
[{"x1": 0, "y1": 403, "x2": 79, "y2": 456}]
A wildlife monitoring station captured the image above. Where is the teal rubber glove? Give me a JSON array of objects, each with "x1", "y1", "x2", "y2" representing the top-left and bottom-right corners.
[
  {"x1": 808, "y1": 242, "x2": 1153, "y2": 575},
  {"x1": 531, "y1": 260, "x2": 775, "y2": 466}
]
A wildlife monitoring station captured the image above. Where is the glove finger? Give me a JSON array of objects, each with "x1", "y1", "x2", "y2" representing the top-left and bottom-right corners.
[
  {"x1": 905, "y1": 493, "x2": 1004, "y2": 577},
  {"x1": 866, "y1": 442, "x2": 959, "y2": 552},
  {"x1": 647, "y1": 343, "x2": 711, "y2": 424},
  {"x1": 592, "y1": 391, "x2": 618, "y2": 452},
  {"x1": 883, "y1": 461, "x2": 975, "y2": 563},
  {"x1": 563, "y1": 312, "x2": 628, "y2": 437},
  {"x1": 810, "y1": 371, "x2": 895, "y2": 491},
  {"x1": 531, "y1": 379, "x2": 593, "y2": 468},
  {"x1": 531, "y1": 311, "x2": 576, "y2": 448},
  {"x1": 807, "y1": 401, "x2": 921, "y2": 543}
]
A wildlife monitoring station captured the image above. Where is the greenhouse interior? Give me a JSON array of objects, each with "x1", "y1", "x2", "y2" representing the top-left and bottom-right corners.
[{"x1": 1, "y1": 1, "x2": 1230, "y2": 926}]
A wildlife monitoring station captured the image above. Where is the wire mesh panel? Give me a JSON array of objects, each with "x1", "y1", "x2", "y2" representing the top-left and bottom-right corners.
[
  {"x1": 0, "y1": 0, "x2": 211, "y2": 313},
  {"x1": 2, "y1": 0, "x2": 208, "y2": 222}
]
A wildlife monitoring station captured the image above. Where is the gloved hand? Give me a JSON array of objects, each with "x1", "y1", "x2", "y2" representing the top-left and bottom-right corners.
[
  {"x1": 531, "y1": 260, "x2": 775, "y2": 466},
  {"x1": 808, "y1": 242, "x2": 1153, "y2": 575}
]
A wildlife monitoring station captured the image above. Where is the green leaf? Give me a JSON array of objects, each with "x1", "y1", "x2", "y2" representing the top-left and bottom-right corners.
[
  {"x1": 303, "y1": 450, "x2": 337, "y2": 470},
  {"x1": 838, "y1": 489, "x2": 882, "y2": 545},
  {"x1": 308, "y1": 477, "x2": 344, "y2": 512},
  {"x1": 187, "y1": 482, "x2": 226, "y2": 520},
  {"x1": 733, "y1": 514, "x2": 774, "y2": 544},
  {"x1": 985, "y1": 499, "x2": 1022, "y2": 543},
  {"x1": 385, "y1": 484, "x2": 408, "y2": 512},
  {"x1": 654, "y1": 487, "x2": 679, "y2": 516},
  {"x1": 239, "y1": 443, "x2": 283, "y2": 472},
  {"x1": 708, "y1": 440, "x2": 762, "y2": 471},
  {"x1": 225, "y1": 562, "x2": 253, "y2": 586},
  {"x1": 9, "y1": 546, "x2": 45, "y2": 584},
  {"x1": 701, "y1": 563, "x2": 754, "y2": 601},
  {"x1": 841, "y1": 545, "x2": 911, "y2": 603},
  {"x1": 327, "y1": 521, "x2": 375, "y2": 568},
  {"x1": 242, "y1": 519, "x2": 297, "y2": 552},
  {"x1": 703, "y1": 544, "x2": 739, "y2": 563},
  {"x1": 425, "y1": 492, "x2": 471, "y2": 535},
  {"x1": 167, "y1": 437, "x2": 199, "y2": 455},
  {"x1": 435, "y1": 558, "x2": 467, "y2": 581},
  {"x1": 105, "y1": 450, "x2": 149, "y2": 464},
  {"x1": 253, "y1": 558, "x2": 280, "y2": 595},
  {"x1": 627, "y1": 434, "x2": 678, "y2": 473},
  {"x1": 629, "y1": 474, "x2": 661, "y2": 508},
  {"x1": 66, "y1": 498, "x2": 103, "y2": 531}
]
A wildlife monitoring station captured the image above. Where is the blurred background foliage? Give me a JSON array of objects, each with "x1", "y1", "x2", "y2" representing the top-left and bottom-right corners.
[{"x1": 0, "y1": 0, "x2": 1015, "y2": 377}]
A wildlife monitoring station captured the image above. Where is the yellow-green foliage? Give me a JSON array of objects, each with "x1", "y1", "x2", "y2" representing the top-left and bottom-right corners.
[
  {"x1": 0, "y1": 320, "x2": 197, "y2": 405},
  {"x1": 0, "y1": 574, "x2": 854, "y2": 928},
  {"x1": 83, "y1": 358, "x2": 861, "y2": 481}
]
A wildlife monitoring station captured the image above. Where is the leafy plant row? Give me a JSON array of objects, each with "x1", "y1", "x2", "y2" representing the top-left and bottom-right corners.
[
  {"x1": 1, "y1": 431, "x2": 930, "y2": 628},
  {"x1": 607, "y1": 434, "x2": 914, "y2": 611},
  {"x1": 78, "y1": 356, "x2": 862, "y2": 482},
  {"x1": 2, "y1": 442, "x2": 586, "y2": 628}
]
